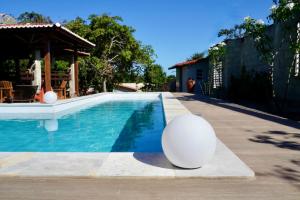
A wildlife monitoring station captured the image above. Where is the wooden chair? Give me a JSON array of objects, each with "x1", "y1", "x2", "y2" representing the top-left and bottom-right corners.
[
  {"x1": 54, "y1": 80, "x2": 67, "y2": 99},
  {"x1": 0, "y1": 81, "x2": 13, "y2": 102}
]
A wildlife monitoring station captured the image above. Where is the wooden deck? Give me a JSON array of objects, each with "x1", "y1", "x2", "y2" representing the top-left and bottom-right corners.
[{"x1": 0, "y1": 92, "x2": 299, "y2": 200}]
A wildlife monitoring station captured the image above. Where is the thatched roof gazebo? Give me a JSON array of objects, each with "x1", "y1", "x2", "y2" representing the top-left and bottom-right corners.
[{"x1": 0, "y1": 23, "x2": 95, "y2": 97}]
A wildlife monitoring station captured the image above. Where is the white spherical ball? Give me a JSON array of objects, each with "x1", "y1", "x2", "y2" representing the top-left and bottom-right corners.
[
  {"x1": 44, "y1": 91, "x2": 57, "y2": 104},
  {"x1": 44, "y1": 119, "x2": 58, "y2": 132},
  {"x1": 162, "y1": 114, "x2": 216, "y2": 168}
]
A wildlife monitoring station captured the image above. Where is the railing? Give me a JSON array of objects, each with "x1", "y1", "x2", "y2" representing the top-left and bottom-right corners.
[
  {"x1": 42, "y1": 71, "x2": 71, "y2": 81},
  {"x1": 20, "y1": 71, "x2": 34, "y2": 81},
  {"x1": 20, "y1": 71, "x2": 71, "y2": 81}
]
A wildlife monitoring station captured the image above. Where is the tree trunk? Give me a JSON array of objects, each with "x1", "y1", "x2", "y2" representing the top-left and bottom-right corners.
[{"x1": 103, "y1": 78, "x2": 107, "y2": 92}]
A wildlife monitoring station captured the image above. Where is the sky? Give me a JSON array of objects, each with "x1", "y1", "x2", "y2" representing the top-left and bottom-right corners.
[{"x1": 0, "y1": 0, "x2": 274, "y2": 75}]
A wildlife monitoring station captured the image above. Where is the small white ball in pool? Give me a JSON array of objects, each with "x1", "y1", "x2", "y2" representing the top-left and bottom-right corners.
[
  {"x1": 162, "y1": 114, "x2": 216, "y2": 169},
  {"x1": 44, "y1": 91, "x2": 57, "y2": 104}
]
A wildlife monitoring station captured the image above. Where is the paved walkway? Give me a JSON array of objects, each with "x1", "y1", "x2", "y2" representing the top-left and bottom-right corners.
[{"x1": 0, "y1": 93, "x2": 299, "y2": 200}]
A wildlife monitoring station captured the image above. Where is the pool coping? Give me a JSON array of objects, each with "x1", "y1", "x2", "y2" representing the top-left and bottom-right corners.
[
  {"x1": 0, "y1": 92, "x2": 162, "y2": 119},
  {"x1": 0, "y1": 92, "x2": 255, "y2": 178}
]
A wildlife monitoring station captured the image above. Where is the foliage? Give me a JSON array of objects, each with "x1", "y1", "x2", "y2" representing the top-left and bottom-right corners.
[
  {"x1": 167, "y1": 75, "x2": 176, "y2": 82},
  {"x1": 244, "y1": 17, "x2": 274, "y2": 65},
  {"x1": 66, "y1": 14, "x2": 156, "y2": 92},
  {"x1": 216, "y1": 0, "x2": 300, "y2": 112},
  {"x1": 1, "y1": 11, "x2": 162, "y2": 92},
  {"x1": 186, "y1": 52, "x2": 205, "y2": 61},
  {"x1": 143, "y1": 64, "x2": 167, "y2": 91},
  {"x1": 54, "y1": 60, "x2": 69, "y2": 71},
  {"x1": 218, "y1": 1, "x2": 299, "y2": 66},
  {"x1": 63, "y1": 17, "x2": 90, "y2": 38},
  {"x1": 0, "y1": 13, "x2": 16, "y2": 24},
  {"x1": 228, "y1": 68, "x2": 272, "y2": 103},
  {"x1": 77, "y1": 56, "x2": 104, "y2": 92},
  {"x1": 269, "y1": 0, "x2": 300, "y2": 22},
  {"x1": 219, "y1": 17, "x2": 274, "y2": 65},
  {"x1": 17, "y1": 12, "x2": 52, "y2": 23},
  {"x1": 268, "y1": 0, "x2": 300, "y2": 110},
  {"x1": 218, "y1": 24, "x2": 247, "y2": 39},
  {"x1": 208, "y1": 42, "x2": 226, "y2": 66},
  {"x1": 166, "y1": 75, "x2": 176, "y2": 92},
  {"x1": 269, "y1": 0, "x2": 300, "y2": 61}
]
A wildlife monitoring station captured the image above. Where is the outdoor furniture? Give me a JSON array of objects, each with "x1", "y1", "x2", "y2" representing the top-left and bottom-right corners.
[
  {"x1": 0, "y1": 88, "x2": 3, "y2": 103},
  {"x1": 12, "y1": 85, "x2": 38, "y2": 103},
  {"x1": 54, "y1": 80, "x2": 67, "y2": 99},
  {"x1": 0, "y1": 81, "x2": 13, "y2": 103}
]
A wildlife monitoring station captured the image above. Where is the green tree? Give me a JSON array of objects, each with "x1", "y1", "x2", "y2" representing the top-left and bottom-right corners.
[
  {"x1": 17, "y1": 11, "x2": 52, "y2": 23},
  {"x1": 186, "y1": 52, "x2": 205, "y2": 61},
  {"x1": 0, "y1": 13, "x2": 17, "y2": 24},
  {"x1": 167, "y1": 75, "x2": 176, "y2": 82},
  {"x1": 66, "y1": 14, "x2": 155, "y2": 92},
  {"x1": 143, "y1": 64, "x2": 167, "y2": 91},
  {"x1": 64, "y1": 17, "x2": 90, "y2": 39}
]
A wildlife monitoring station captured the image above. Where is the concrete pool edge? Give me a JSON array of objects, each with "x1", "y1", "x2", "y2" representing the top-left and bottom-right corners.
[
  {"x1": 0, "y1": 92, "x2": 162, "y2": 119},
  {"x1": 0, "y1": 92, "x2": 255, "y2": 178}
]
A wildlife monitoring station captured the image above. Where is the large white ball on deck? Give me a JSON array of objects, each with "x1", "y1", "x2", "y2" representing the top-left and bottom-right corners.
[
  {"x1": 44, "y1": 91, "x2": 57, "y2": 104},
  {"x1": 162, "y1": 114, "x2": 216, "y2": 169}
]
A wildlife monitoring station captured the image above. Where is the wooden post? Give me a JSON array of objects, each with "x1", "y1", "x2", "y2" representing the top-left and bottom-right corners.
[
  {"x1": 69, "y1": 55, "x2": 76, "y2": 97},
  {"x1": 44, "y1": 41, "x2": 51, "y2": 92},
  {"x1": 33, "y1": 50, "x2": 42, "y2": 92},
  {"x1": 74, "y1": 52, "x2": 79, "y2": 96}
]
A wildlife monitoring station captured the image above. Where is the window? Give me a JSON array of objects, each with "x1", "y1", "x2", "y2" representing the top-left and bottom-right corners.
[
  {"x1": 196, "y1": 69, "x2": 203, "y2": 80},
  {"x1": 295, "y1": 22, "x2": 300, "y2": 76}
]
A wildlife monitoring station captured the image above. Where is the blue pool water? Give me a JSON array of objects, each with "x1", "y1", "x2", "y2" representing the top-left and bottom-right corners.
[{"x1": 0, "y1": 100, "x2": 165, "y2": 152}]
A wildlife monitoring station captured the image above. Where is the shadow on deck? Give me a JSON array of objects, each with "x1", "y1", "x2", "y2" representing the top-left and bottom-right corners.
[
  {"x1": 174, "y1": 93, "x2": 300, "y2": 189},
  {"x1": 173, "y1": 93, "x2": 300, "y2": 130}
]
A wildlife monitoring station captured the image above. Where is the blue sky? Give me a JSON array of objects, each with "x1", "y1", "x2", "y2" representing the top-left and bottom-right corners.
[{"x1": 0, "y1": 0, "x2": 273, "y2": 75}]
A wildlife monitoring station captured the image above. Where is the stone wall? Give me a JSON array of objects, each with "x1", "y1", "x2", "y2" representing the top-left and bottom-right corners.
[
  {"x1": 222, "y1": 21, "x2": 300, "y2": 108},
  {"x1": 273, "y1": 22, "x2": 300, "y2": 103}
]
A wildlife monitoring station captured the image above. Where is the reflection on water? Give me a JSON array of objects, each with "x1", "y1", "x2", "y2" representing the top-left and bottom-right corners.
[
  {"x1": 111, "y1": 102, "x2": 163, "y2": 152},
  {"x1": 41, "y1": 119, "x2": 59, "y2": 144},
  {"x1": 43, "y1": 119, "x2": 59, "y2": 132}
]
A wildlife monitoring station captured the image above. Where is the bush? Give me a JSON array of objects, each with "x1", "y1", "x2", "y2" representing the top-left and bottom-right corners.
[{"x1": 228, "y1": 68, "x2": 272, "y2": 103}]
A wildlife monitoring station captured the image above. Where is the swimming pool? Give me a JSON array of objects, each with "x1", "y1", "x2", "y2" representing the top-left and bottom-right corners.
[{"x1": 0, "y1": 98, "x2": 165, "y2": 152}]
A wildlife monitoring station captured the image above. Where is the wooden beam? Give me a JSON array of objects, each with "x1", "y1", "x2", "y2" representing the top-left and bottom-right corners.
[
  {"x1": 63, "y1": 49, "x2": 90, "y2": 56},
  {"x1": 44, "y1": 41, "x2": 51, "y2": 92},
  {"x1": 74, "y1": 52, "x2": 79, "y2": 96},
  {"x1": 69, "y1": 55, "x2": 76, "y2": 97},
  {"x1": 33, "y1": 50, "x2": 42, "y2": 92}
]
